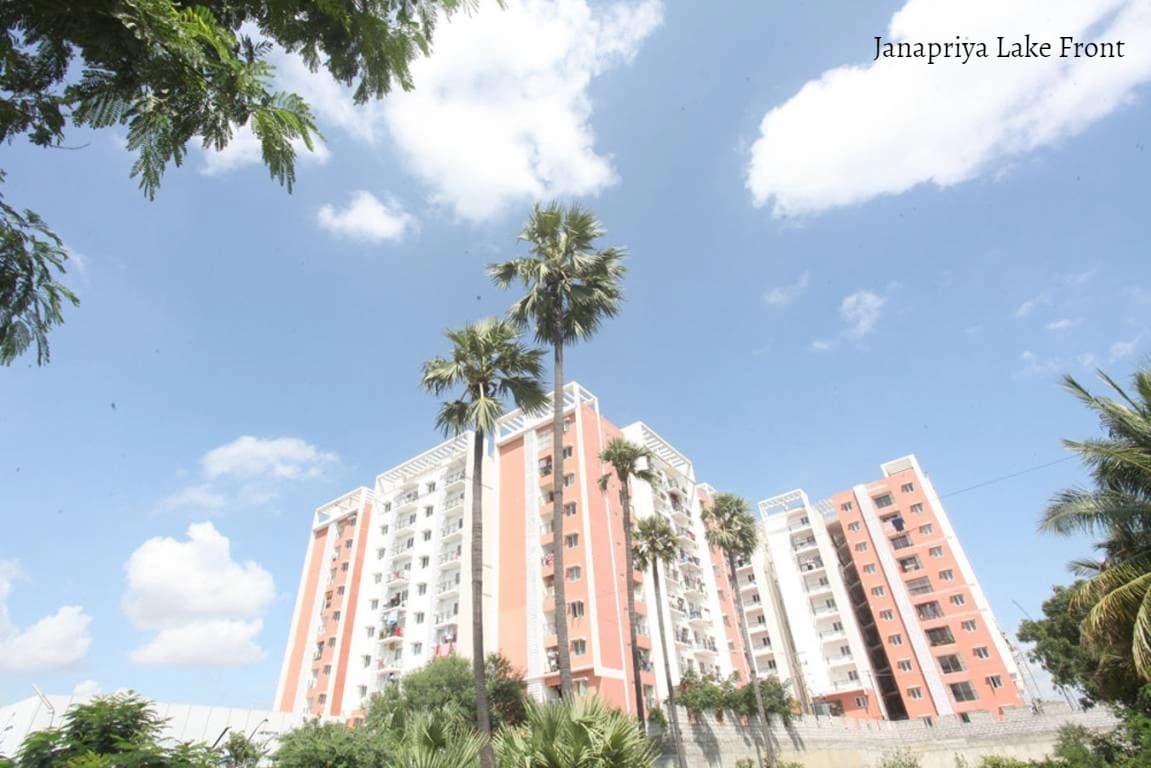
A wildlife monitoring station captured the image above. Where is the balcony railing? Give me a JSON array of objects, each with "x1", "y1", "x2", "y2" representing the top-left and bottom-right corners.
[{"x1": 445, "y1": 470, "x2": 466, "y2": 485}]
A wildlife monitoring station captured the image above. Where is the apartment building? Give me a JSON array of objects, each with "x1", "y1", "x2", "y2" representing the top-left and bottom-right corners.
[
  {"x1": 491, "y1": 384, "x2": 743, "y2": 715},
  {"x1": 275, "y1": 434, "x2": 489, "y2": 718},
  {"x1": 276, "y1": 384, "x2": 742, "y2": 719},
  {"x1": 830, "y1": 455, "x2": 1023, "y2": 719},
  {"x1": 741, "y1": 456, "x2": 1023, "y2": 721},
  {"x1": 754, "y1": 491, "x2": 887, "y2": 719}
]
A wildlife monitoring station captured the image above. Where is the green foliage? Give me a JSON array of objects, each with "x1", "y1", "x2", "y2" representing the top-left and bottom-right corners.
[
  {"x1": 632, "y1": 516, "x2": 678, "y2": 573},
  {"x1": 876, "y1": 749, "x2": 922, "y2": 768},
  {"x1": 365, "y1": 654, "x2": 529, "y2": 731},
  {"x1": 0, "y1": 0, "x2": 476, "y2": 365},
  {"x1": 978, "y1": 757, "x2": 1032, "y2": 768},
  {"x1": 13, "y1": 692, "x2": 216, "y2": 768},
  {"x1": 1039, "y1": 369, "x2": 1151, "y2": 680},
  {"x1": 391, "y1": 709, "x2": 484, "y2": 768},
  {"x1": 219, "y1": 732, "x2": 262, "y2": 768},
  {"x1": 646, "y1": 705, "x2": 667, "y2": 729},
  {"x1": 271, "y1": 719, "x2": 389, "y2": 768},
  {"x1": 493, "y1": 697, "x2": 657, "y2": 768},
  {"x1": 701, "y1": 493, "x2": 759, "y2": 561},
  {"x1": 0, "y1": 172, "x2": 79, "y2": 365},
  {"x1": 674, "y1": 670, "x2": 795, "y2": 723}
]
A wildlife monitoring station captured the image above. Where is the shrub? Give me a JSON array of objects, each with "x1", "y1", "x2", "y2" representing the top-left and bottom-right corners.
[
  {"x1": 647, "y1": 705, "x2": 668, "y2": 729},
  {"x1": 877, "y1": 748, "x2": 922, "y2": 768},
  {"x1": 495, "y1": 697, "x2": 657, "y2": 768}
]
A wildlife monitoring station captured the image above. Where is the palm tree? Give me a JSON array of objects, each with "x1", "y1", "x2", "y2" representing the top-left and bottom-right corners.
[
  {"x1": 488, "y1": 202, "x2": 626, "y2": 696},
  {"x1": 1039, "y1": 369, "x2": 1151, "y2": 678},
  {"x1": 633, "y1": 514, "x2": 688, "y2": 768},
  {"x1": 701, "y1": 493, "x2": 777, "y2": 768},
  {"x1": 422, "y1": 318, "x2": 548, "y2": 768},
  {"x1": 598, "y1": 437, "x2": 657, "y2": 726}
]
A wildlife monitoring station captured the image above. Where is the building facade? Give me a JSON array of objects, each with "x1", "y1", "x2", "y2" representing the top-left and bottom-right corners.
[{"x1": 274, "y1": 434, "x2": 490, "y2": 718}]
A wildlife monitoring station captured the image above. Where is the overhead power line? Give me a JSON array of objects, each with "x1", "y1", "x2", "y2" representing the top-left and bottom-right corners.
[{"x1": 939, "y1": 456, "x2": 1076, "y2": 499}]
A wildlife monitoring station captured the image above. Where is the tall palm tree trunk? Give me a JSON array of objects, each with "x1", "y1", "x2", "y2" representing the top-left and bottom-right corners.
[
  {"x1": 727, "y1": 552, "x2": 777, "y2": 768},
  {"x1": 551, "y1": 294, "x2": 573, "y2": 697},
  {"x1": 620, "y1": 484, "x2": 645, "y2": 726},
  {"x1": 470, "y1": 428, "x2": 495, "y2": 768},
  {"x1": 653, "y1": 561, "x2": 687, "y2": 768}
]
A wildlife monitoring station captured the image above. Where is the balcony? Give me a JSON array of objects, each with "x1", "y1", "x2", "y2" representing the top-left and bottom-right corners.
[
  {"x1": 679, "y1": 554, "x2": 702, "y2": 571},
  {"x1": 798, "y1": 558, "x2": 825, "y2": 573},
  {"x1": 434, "y1": 611, "x2": 460, "y2": 627},
  {"x1": 445, "y1": 493, "x2": 465, "y2": 511},
  {"x1": 818, "y1": 628, "x2": 847, "y2": 642},
  {"x1": 439, "y1": 550, "x2": 463, "y2": 567},
  {"x1": 386, "y1": 570, "x2": 410, "y2": 587},
  {"x1": 687, "y1": 609, "x2": 711, "y2": 627},
  {"x1": 675, "y1": 526, "x2": 696, "y2": 544},
  {"x1": 442, "y1": 518, "x2": 465, "y2": 540},
  {"x1": 792, "y1": 537, "x2": 819, "y2": 553},
  {"x1": 825, "y1": 654, "x2": 855, "y2": 667},
  {"x1": 437, "y1": 575, "x2": 461, "y2": 596},
  {"x1": 445, "y1": 470, "x2": 466, "y2": 486},
  {"x1": 380, "y1": 627, "x2": 406, "y2": 646}
]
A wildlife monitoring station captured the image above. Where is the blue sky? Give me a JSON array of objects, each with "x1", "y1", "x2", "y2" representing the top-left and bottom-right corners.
[{"x1": 1, "y1": 0, "x2": 1149, "y2": 708}]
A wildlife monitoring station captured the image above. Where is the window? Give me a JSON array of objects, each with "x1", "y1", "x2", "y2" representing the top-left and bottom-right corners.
[
  {"x1": 855, "y1": 696, "x2": 867, "y2": 708},
  {"x1": 412, "y1": 642, "x2": 423, "y2": 655},
  {"x1": 359, "y1": 685, "x2": 368, "y2": 699},
  {"x1": 907, "y1": 577, "x2": 933, "y2": 595},
  {"x1": 847, "y1": 670, "x2": 859, "y2": 681},
  {"x1": 950, "y1": 682, "x2": 978, "y2": 702},
  {"x1": 841, "y1": 502, "x2": 854, "y2": 512},
  {"x1": 908, "y1": 687, "x2": 924, "y2": 700},
  {"x1": 899, "y1": 555, "x2": 922, "y2": 573},
  {"x1": 891, "y1": 534, "x2": 912, "y2": 550},
  {"x1": 415, "y1": 612, "x2": 425, "y2": 624},
  {"x1": 323, "y1": 664, "x2": 332, "y2": 675},
  {"x1": 911, "y1": 503, "x2": 924, "y2": 514},
  {"x1": 929, "y1": 546, "x2": 944, "y2": 558},
  {"x1": 562, "y1": 446, "x2": 573, "y2": 459},
  {"x1": 855, "y1": 542, "x2": 869, "y2": 552},
  {"x1": 766, "y1": 659, "x2": 777, "y2": 670},
  {"x1": 318, "y1": 694, "x2": 327, "y2": 705},
  {"x1": 370, "y1": 599, "x2": 379, "y2": 610},
  {"x1": 879, "y1": 609, "x2": 894, "y2": 621},
  {"x1": 916, "y1": 601, "x2": 943, "y2": 620},
  {"x1": 898, "y1": 660, "x2": 913, "y2": 672},
  {"x1": 564, "y1": 502, "x2": 577, "y2": 516},
  {"x1": 422, "y1": 530, "x2": 432, "y2": 542},
  {"x1": 863, "y1": 564, "x2": 877, "y2": 574},
  {"x1": 901, "y1": 482, "x2": 915, "y2": 493},
  {"x1": 405, "y1": 537, "x2": 415, "y2": 550},
  {"x1": 572, "y1": 639, "x2": 587, "y2": 655},
  {"x1": 889, "y1": 634, "x2": 904, "y2": 646},
  {"x1": 986, "y1": 675, "x2": 1004, "y2": 689},
  {"x1": 427, "y1": 481, "x2": 437, "y2": 493},
  {"x1": 950, "y1": 594, "x2": 966, "y2": 607},
  {"x1": 420, "y1": 556, "x2": 430, "y2": 568},
  {"x1": 926, "y1": 626, "x2": 956, "y2": 646},
  {"x1": 563, "y1": 473, "x2": 575, "y2": 488},
  {"x1": 367, "y1": 626, "x2": 376, "y2": 638},
  {"x1": 345, "y1": 538, "x2": 353, "y2": 548},
  {"x1": 565, "y1": 533, "x2": 579, "y2": 548},
  {"x1": 362, "y1": 655, "x2": 371, "y2": 668},
  {"x1": 377, "y1": 548, "x2": 386, "y2": 560},
  {"x1": 570, "y1": 601, "x2": 585, "y2": 618},
  {"x1": 374, "y1": 572, "x2": 383, "y2": 584},
  {"x1": 938, "y1": 654, "x2": 965, "y2": 674},
  {"x1": 939, "y1": 569, "x2": 955, "y2": 582},
  {"x1": 874, "y1": 494, "x2": 894, "y2": 508},
  {"x1": 839, "y1": 645, "x2": 851, "y2": 657},
  {"x1": 962, "y1": 620, "x2": 978, "y2": 632},
  {"x1": 973, "y1": 647, "x2": 990, "y2": 659},
  {"x1": 418, "y1": 583, "x2": 427, "y2": 596},
  {"x1": 848, "y1": 521, "x2": 861, "y2": 532},
  {"x1": 333, "y1": 610, "x2": 341, "y2": 621},
  {"x1": 919, "y1": 524, "x2": 934, "y2": 534},
  {"x1": 566, "y1": 566, "x2": 582, "y2": 581},
  {"x1": 425, "y1": 506, "x2": 434, "y2": 518},
  {"x1": 337, "y1": 586, "x2": 345, "y2": 595},
  {"x1": 871, "y1": 586, "x2": 886, "y2": 597}
]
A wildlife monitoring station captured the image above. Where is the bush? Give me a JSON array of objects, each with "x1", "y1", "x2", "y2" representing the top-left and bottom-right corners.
[
  {"x1": 877, "y1": 749, "x2": 922, "y2": 768},
  {"x1": 495, "y1": 697, "x2": 657, "y2": 768},
  {"x1": 647, "y1": 705, "x2": 667, "y2": 729},
  {"x1": 978, "y1": 757, "x2": 1032, "y2": 768}
]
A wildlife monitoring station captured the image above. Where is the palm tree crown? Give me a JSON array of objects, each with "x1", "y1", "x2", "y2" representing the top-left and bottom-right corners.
[
  {"x1": 633, "y1": 515, "x2": 678, "y2": 572},
  {"x1": 598, "y1": 438, "x2": 657, "y2": 492},
  {"x1": 421, "y1": 318, "x2": 548, "y2": 435},
  {"x1": 1040, "y1": 370, "x2": 1151, "y2": 677},
  {"x1": 487, "y1": 202, "x2": 626, "y2": 346},
  {"x1": 701, "y1": 493, "x2": 759, "y2": 560}
]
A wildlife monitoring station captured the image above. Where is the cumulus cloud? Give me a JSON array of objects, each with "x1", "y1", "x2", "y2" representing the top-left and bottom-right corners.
[
  {"x1": 159, "y1": 436, "x2": 337, "y2": 515},
  {"x1": 763, "y1": 271, "x2": 810, "y2": 308},
  {"x1": 0, "y1": 561, "x2": 92, "y2": 672},
  {"x1": 1045, "y1": 318, "x2": 1081, "y2": 332},
  {"x1": 811, "y1": 288, "x2": 891, "y2": 351},
  {"x1": 281, "y1": 0, "x2": 663, "y2": 221},
  {"x1": 72, "y1": 680, "x2": 101, "y2": 698},
  {"x1": 123, "y1": 523, "x2": 274, "y2": 666},
  {"x1": 202, "y1": 436, "x2": 337, "y2": 480},
  {"x1": 317, "y1": 191, "x2": 416, "y2": 243},
  {"x1": 199, "y1": 122, "x2": 330, "y2": 176},
  {"x1": 747, "y1": 0, "x2": 1151, "y2": 216}
]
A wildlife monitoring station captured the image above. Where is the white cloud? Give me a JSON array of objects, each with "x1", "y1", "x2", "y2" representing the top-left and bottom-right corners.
[
  {"x1": 811, "y1": 339, "x2": 834, "y2": 352},
  {"x1": 763, "y1": 271, "x2": 810, "y2": 308},
  {"x1": 283, "y1": 0, "x2": 663, "y2": 221},
  {"x1": 841, "y1": 290, "x2": 887, "y2": 339},
  {"x1": 199, "y1": 122, "x2": 331, "y2": 176},
  {"x1": 123, "y1": 523, "x2": 274, "y2": 666},
  {"x1": 202, "y1": 436, "x2": 337, "y2": 480},
  {"x1": 157, "y1": 484, "x2": 228, "y2": 513},
  {"x1": 130, "y1": 620, "x2": 265, "y2": 666},
  {"x1": 72, "y1": 680, "x2": 101, "y2": 698},
  {"x1": 747, "y1": 0, "x2": 1151, "y2": 216},
  {"x1": 317, "y1": 191, "x2": 416, "y2": 243},
  {"x1": 0, "y1": 561, "x2": 92, "y2": 672},
  {"x1": 1045, "y1": 318, "x2": 1081, "y2": 332},
  {"x1": 1110, "y1": 338, "x2": 1139, "y2": 362},
  {"x1": 1014, "y1": 297, "x2": 1047, "y2": 318}
]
